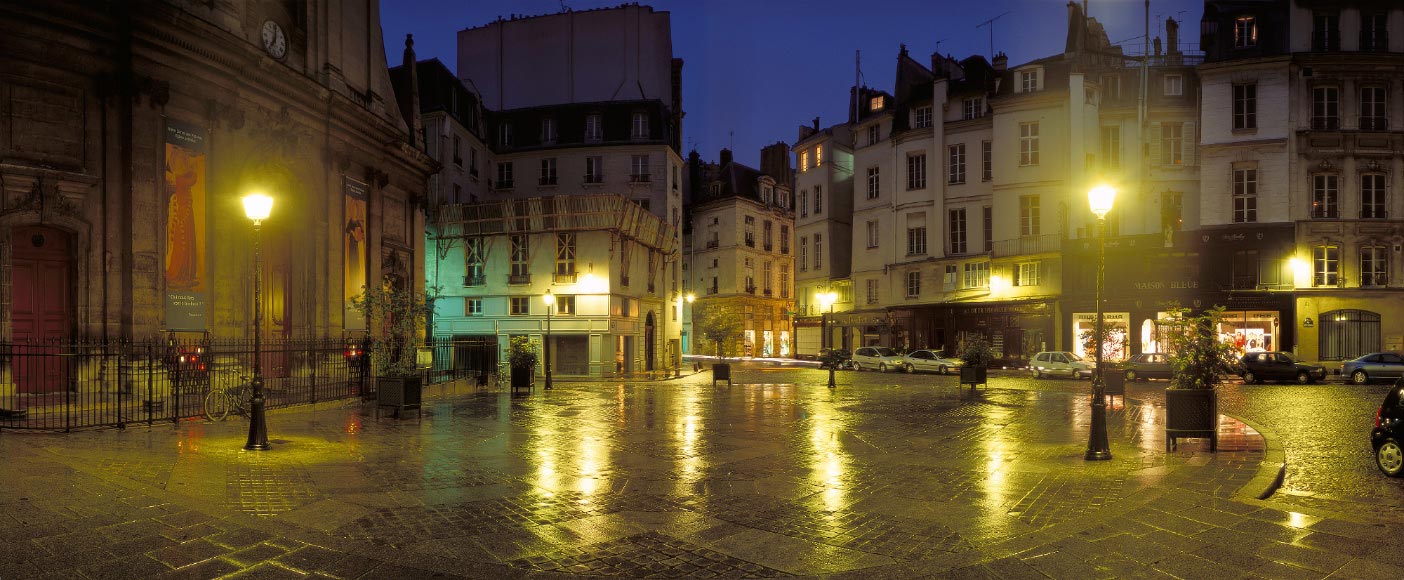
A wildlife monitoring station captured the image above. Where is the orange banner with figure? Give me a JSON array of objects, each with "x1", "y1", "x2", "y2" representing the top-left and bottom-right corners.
[
  {"x1": 164, "y1": 119, "x2": 207, "y2": 330},
  {"x1": 345, "y1": 176, "x2": 369, "y2": 330}
]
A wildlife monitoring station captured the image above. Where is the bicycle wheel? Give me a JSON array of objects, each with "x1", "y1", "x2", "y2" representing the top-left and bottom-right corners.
[{"x1": 204, "y1": 390, "x2": 231, "y2": 421}]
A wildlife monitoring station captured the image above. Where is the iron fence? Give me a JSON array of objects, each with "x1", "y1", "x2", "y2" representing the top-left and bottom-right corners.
[{"x1": 0, "y1": 337, "x2": 498, "y2": 431}]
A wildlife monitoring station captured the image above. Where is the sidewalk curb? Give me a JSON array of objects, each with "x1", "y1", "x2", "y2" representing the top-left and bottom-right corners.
[{"x1": 1225, "y1": 411, "x2": 1288, "y2": 501}]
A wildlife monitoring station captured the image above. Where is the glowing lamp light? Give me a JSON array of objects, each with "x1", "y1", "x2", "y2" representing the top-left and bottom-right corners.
[
  {"x1": 818, "y1": 291, "x2": 838, "y2": 310},
  {"x1": 543, "y1": 289, "x2": 555, "y2": 306},
  {"x1": 242, "y1": 193, "x2": 274, "y2": 223},
  {"x1": 685, "y1": 293, "x2": 696, "y2": 304},
  {"x1": 1087, "y1": 185, "x2": 1116, "y2": 219}
]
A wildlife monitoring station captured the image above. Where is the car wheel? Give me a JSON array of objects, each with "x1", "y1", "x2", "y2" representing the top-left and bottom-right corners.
[
  {"x1": 1125, "y1": 370, "x2": 1138, "y2": 382},
  {"x1": 853, "y1": 362, "x2": 863, "y2": 372},
  {"x1": 1033, "y1": 368, "x2": 1042, "y2": 379},
  {"x1": 1296, "y1": 371, "x2": 1311, "y2": 385},
  {"x1": 1243, "y1": 371, "x2": 1259, "y2": 384},
  {"x1": 879, "y1": 363, "x2": 888, "y2": 373},
  {"x1": 1352, "y1": 370, "x2": 1369, "y2": 385},
  {"x1": 1378, "y1": 439, "x2": 1404, "y2": 477},
  {"x1": 938, "y1": 365, "x2": 948, "y2": 375}
]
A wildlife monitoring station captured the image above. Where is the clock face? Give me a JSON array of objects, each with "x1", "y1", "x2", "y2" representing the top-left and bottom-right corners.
[{"x1": 261, "y1": 20, "x2": 287, "y2": 59}]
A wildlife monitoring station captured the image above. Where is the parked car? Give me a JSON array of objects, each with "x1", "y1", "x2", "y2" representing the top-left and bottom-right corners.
[
  {"x1": 902, "y1": 350, "x2": 964, "y2": 374},
  {"x1": 817, "y1": 348, "x2": 853, "y2": 370},
  {"x1": 1371, "y1": 381, "x2": 1404, "y2": 477},
  {"x1": 1029, "y1": 351, "x2": 1093, "y2": 379},
  {"x1": 1238, "y1": 351, "x2": 1327, "y2": 384},
  {"x1": 1121, "y1": 352, "x2": 1173, "y2": 382},
  {"x1": 1343, "y1": 352, "x2": 1404, "y2": 385},
  {"x1": 851, "y1": 347, "x2": 904, "y2": 372}
]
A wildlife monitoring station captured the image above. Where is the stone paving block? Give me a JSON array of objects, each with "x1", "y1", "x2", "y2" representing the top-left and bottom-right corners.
[
  {"x1": 224, "y1": 562, "x2": 310, "y2": 579},
  {"x1": 1131, "y1": 509, "x2": 1215, "y2": 536},
  {"x1": 224, "y1": 542, "x2": 292, "y2": 567},
  {"x1": 1194, "y1": 524, "x2": 1279, "y2": 552},
  {"x1": 1327, "y1": 557, "x2": 1404, "y2": 580},
  {"x1": 159, "y1": 521, "x2": 224, "y2": 543},
  {"x1": 1233, "y1": 517, "x2": 1316, "y2": 544},
  {"x1": 1254, "y1": 540, "x2": 1351, "y2": 574},
  {"x1": 149, "y1": 539, "x2": 230, "y2": 569},
  {"x1": 275, "y1": 544, "x2": 381, "y2": 579},
  {"x1": 276, "y1": 499, "x2": 372, "y2": 533},
  {"x1": 1292, "y1": 531, "x2": 1387, "y2": 559},
  {"x1": 157, "y1": 510, "x2": 216, "y2": 529},
  {"x1": 982, "y1": 555, "x2": 1051, "y2": 580},
  {"x1": 1152, "y1": 553, "x2": 1244, "y2": 579},
  {"x1": 108, "y1": 532, "x2": 181, "y2": 555},
  {"x1": 1249, "y1": 559, "x2": 1330, "y2": 580},
  {"x1": 76, "y1": 554, "x2": 173, "y2": 580},
  {"x1": 1089, "y1": 533, "x2": 1183, "y2": 565},
  {"x1": 1191, "y1": 542, "x2": 1273, "y2": 572},
  {"x1": 208, "y1": 527, "x2": 276, "y2": 549},
  {"x1": 1306, "y1": 519, "x2": 1390, "y2": 541}
]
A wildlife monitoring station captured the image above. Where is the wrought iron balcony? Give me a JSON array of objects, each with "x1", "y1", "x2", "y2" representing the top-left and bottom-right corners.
[
  {"x1": 508, "y1": 273, "x2": 531, "y2": 285},
  {"x1": 1360, "y1": 117, "x2": 1389, "y2": 131},
  {"x1": 745, "y1": 285, "x2": 756, "y2": 295},
  {"x1": 1312, "y1": 117, "x2": 1341, "y2": 131},
  {"x1": 991, "y1": 233, "x2": 1061, "y2": 257},
  {"x1": 463, "y1": 274, "x2": 486, "y2": 287},
  {"x1": 554, "y1": 272, "x2": 576, "y2": 284}
]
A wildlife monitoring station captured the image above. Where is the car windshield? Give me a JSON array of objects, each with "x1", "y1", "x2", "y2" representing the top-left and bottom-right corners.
[
  {"x1": 875, "y1": 348, "x2": 898, "y2": 357},
  {"x1": 1063, "y1": 352, "x2": 1084, "y2": 362},
  {"x1": 1276, "y1": 353, "x2": 1297, "y2": 363}
]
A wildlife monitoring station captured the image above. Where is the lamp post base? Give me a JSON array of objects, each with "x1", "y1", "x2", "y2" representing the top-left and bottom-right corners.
[{"x1": 1084, "y1": 381, "x2": 1112, "y2": 461}]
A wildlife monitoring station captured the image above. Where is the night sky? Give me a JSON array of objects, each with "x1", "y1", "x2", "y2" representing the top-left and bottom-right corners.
[{"x1": 382, "y1": 0, "x2": 1203, "y2": 168}]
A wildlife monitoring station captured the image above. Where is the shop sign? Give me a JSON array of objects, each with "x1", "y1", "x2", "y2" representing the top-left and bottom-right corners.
[
  {"x1": 1073, "y1": 312, "x2": 1129, "y2": 323},
  {"x1": 1131, "y1": 280, "x2": 1198, "y2": 290}
]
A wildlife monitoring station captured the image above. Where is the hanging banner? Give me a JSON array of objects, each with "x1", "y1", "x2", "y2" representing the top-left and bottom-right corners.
[
  {"x1": 344, "y1": 175, "x2": 369, "y2": 330},
  {"x1": 164, "y1": 119, "x2": 207, "y2": 330}
]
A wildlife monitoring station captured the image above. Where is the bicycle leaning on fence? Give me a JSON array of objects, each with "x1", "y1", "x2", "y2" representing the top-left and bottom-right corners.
[{"x1": 203, "y1": 374, "x2": 253, "y2": 421}]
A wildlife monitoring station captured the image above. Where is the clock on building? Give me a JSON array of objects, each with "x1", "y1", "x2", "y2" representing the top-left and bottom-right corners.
[{"x1": 261, "y1": 20, "x2": 287, "y2": 59}]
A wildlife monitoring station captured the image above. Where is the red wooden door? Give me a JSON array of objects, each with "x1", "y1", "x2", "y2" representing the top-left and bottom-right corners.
[{"x1": 10, "y1": 226, "x2": 72, "y2": 393}]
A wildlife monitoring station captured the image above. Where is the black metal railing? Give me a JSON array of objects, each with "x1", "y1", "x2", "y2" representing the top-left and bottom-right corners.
[
  {"x1": 1361, "y1": 117, "x2": 1389, "y2": 131},
  {"x1": 464, "y1": 274, "x2": 486, "y2": 286}
]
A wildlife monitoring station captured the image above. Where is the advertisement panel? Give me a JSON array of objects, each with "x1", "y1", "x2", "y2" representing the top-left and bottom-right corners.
[{"x1": 164, "y1": 119, "x2": 207, "y2": 330}]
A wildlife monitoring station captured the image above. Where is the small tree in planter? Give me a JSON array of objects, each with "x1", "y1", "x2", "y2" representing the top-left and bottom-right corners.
[
  {"x1": 1162, "y1": 305, "x2": 1238, "y2": 451},
  {"x1": 958, "y1": 334, "x2": 995, "y2": 391},
  {"x1": 351, "y1": 281, "x2": 433, "y2": 418},
  {"x1": 507, "y1": 335, "x2": 539, "y2": 393},
  {"x1": 694, "y1": 304, "x2": 744, "y2": 385}
]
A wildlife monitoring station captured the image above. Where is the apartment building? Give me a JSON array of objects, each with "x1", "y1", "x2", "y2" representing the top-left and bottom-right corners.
[{"x1": 792, "y1": 122, "x2": 854, "y2": 356}]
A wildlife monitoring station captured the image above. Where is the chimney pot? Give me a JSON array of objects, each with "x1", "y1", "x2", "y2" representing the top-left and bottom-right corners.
[{"x1": 719, "y1": 148, "x2": 733, "y2": 167}]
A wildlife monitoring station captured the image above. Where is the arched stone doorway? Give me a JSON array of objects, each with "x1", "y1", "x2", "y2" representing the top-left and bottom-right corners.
[
  {"x1": 644, "y1": 311, "x2": 656, "y2": 372},
  {"x1": 10, "y1": 226, "x2": 73, "y2": 393}
]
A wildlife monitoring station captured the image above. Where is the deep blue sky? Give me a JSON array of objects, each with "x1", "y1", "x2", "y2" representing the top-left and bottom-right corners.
[{"x1": 383, "y1": 0, "x2": 1203, "y2": 168}]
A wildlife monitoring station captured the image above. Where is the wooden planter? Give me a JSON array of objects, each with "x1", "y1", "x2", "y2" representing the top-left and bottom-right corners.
[
  {"x1": 1166, "y1": 388, "x2": 1218, "y2": 452},
  {"x1": 375, "y1": 376, "x2": 422, "y2": 419},
  {"x1": 712, "y1": 363, "x2": 731, "y2": 386},
  {"x1": 510, "y1": 365, "x2": 534, "y2": 394},
  {"x1": 959, "y1": 365, "x2": 987, "y2": 387},
  {"x1": 1100, "y1": 365, "x2": 1126, "y2": 401}
]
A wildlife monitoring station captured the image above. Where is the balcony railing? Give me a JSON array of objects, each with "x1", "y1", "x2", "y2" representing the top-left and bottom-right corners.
[
  {"x1": 495, "y1": 180, "x2": 514, "y2": 189},
  {"x1": 763, "y1": 288, "x2": 772, "y2": 297},
  {"x1": 539, "y1": 177, "x2": 558, "y2": 186},
  {"x1": 1362, "y1": 30, "x2": 1389, "y2": 52},
  {"x1": 1361, "y1": 117, "x2": 1389, "y2": 131},
  {"x1": 1362, "y1": 273, "x2": 1388, "y2": 287},
  {"x1": 706, "y1": 286, "x2": 718, "y2": 295},
  {"x1": 463, "y1": 274, "x2": 486, "y2": 287},
  {"x1": 508, "y1": 273, "x2": 531, "y2": 285},
  {"x1": 705, "y1": 240, "x2": 719, "y2": 249},
  {"x1": 991, "y1": 233, "x2": 1061, "y2": 257},
  {"x1": 584, "y1": 175, "x2": 603, "y2": 184},
  {"x1": 1311, "y1": 206, "x2": 1339, "y2": 219},
  {"x1": 554, "y1": 272, "x2": 576, "y2": 284},
  {"x1": 629, "y1": 174, "x2": 651, "y2": 183},
  {"x1": 745, "y1": 285, "x2": 756, "y2": 295},
  {"x1": 1312, "y1": 117, "x2": 1341, "y2": 131},
  {"x1": 1362, "y1": 208, "x2": 1389, "y2": 220}
]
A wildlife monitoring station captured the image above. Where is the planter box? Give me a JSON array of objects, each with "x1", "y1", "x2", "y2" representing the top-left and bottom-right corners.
[
  {"x1": 1100, "y1": 365, "x2": 1126, "y2": 400},
  {"x1": 959, "y1": 365, "x2": 987, "y2": 386},
  {"x1": 1166, "y1": 388, "x2": 1218, "y2": 452},
  {"x1": 713, "y1": 363, "x2": 731, "y2": 386},
  {"x1": 375, "y1": 376, "x2": 422, "y2": 419},
  {"x1": 510, "y1": 365, "x2": 534, "y2": 394}
]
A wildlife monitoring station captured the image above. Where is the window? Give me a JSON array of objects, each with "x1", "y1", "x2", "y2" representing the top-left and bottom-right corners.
[
  {"x1": 744, "y1": 215, "x2": 756, "y2": 247},
  {"x1": 672, "y1": 165, "x2": 680, "y2": 191},
  {"x1": 983, "y1": 206, "x2": 993, "y2": 252},
  {"x1": 540, "y1": 158, "x2": 557, "y2": 186},
  {"x1": 868, "y1": 125, "x2": 880, "y2": 145},
  {"x1": 907, "y1": 226, "x2": 927, "y2": 256},
  {"x1": 464, "y1": 238, "x2": 485, "y2": 285},
  {"x1": 620, "y1": 242, "x2": 632, "y2": 287},
  {"x1": 541, "y1": 117, "x2": 556, "y2": 144},
  {"x1": 761, "y1": 184, "x2": 773, "y2": 205},
  {"x1": 496, "y1": 161, "x2": 514, "y2": 189},
  {"x1": 1101, "y1": 74, "x2": 1121, "y2": 99},
  {"x1": 1362, "y1": 246, "x2": 1388, "y2": 287},
  {"x1": 468, "y1": 147, "x2": 478, "y2": 177},
  {"x1": 869, "y1": 96, "x2": 884, "y2": 111},
  {"x1": 762, "y1": 261, "x2": 772, "y2": 294},
  {"x1": 780, "y1": 225, "x2": 790, "y2": 254},
  {"x1": 555, "y1": 295, "x2": 576, "y2": 315},
  {"x1": 1101, "y1": 126, "x2": 1120, "y2": 169},
  {"x1": 799, "y1": 236, "x2": 808, "y2": 272},
  {"x1": 452, "y1": 135, "x2": 462, "y2": 166},
  {"x1": 915, "y1": 106, "x2": 933, "y2": 128},
  {"x1": 453, "y1": 183, "x2": 461, "y2": 203},
  {"x1": 631, "y1": 112, "x2": 649, "y2": 139},
  {"x1": 948, "y1": 144, "x2": 966, "y2": 184},
  {"x1": 631, "y1": 155, "x2": 650, "y2": 182},
  {"x1": 981, "y1": 141, "x2": 992, "y2": 181},
  {"x1": 1319, "y1": 310, "x2": 1382, "y2": 361},
  {"x1": 962, "y1": 98, "x2": 982, "y2": 120},
  {"x1": 763, "y1": 220, "x2": 773, "y2": 251},
  {"x1": 1020, "y1": 122, "x2": 1039, "y2": 165},
  {"x1": 510, "y1": 234, "x2": 529, "y2": 281},
  {"x1": 555, "y1": 233, "x2": 575, "y2": 278},
  {"x1": 1234, "y1": 16, "x2": 1257, "y2": 49},
  {"x1": 1234, "y1": 167, "x2": 1258, "y2": 223},
  {"x1": 1019, "y1": 69, "x2": 1039, "y2": 93},
  {"x1": 1314, "y1": 245, "x2": 1339, "y2": 286},
  {"x1": 800, "y1": 150, "x2": 810, "y2": 171},
  {"x1": 1362, "y1": 174, "x2": 1387, "y2": 219},
  {"x1": 1163, "y1": 74, "x2": 1183, "y2": 96},
  {"x1": 1313, "y1": 86, "x2": 1340, "y2": 130},
  {"x1": 1312, "y1": 12, "x2": 1339, "y2": 52},
  {"x1": 907, "y1": 153, "x2": 926, "y2": 190},
  {"x1": 816, "y1": 145, "x2": 824, "y2": 167},
  {"x1": 510, "y1": 297, "x2": 529, "y2": 315},
  {"x1": 944, "y1": 265, "x2": 958, "y2": 291},
  {"x1": 585, "y1": 156, "x2": 603, "y2": 183},
  {"x1": 1312, "y1": 174, "x2": 1339, "y2": 219},
  {"x1": 964, "y1": 262, "x2": 989, "y2": 289},
  {"x1": 814, "y1": 185, "x2": 824, "y2": 214},
  {"x1": 1161, "y1": 122, "x2": 1184, "y2": 165},
  {"x1": 1019, "y1": 195, "x2": 1040, "y2": 236},
  {"x1": 866, "y1": 279, "x2": 879, "y2": 304},
  {"x1": 498, "y1": 123, "x2": 513, "y2": 146},
  {"x1": 1232, "y1": 250, "x2": 1259, "y2": 289},
  {"x1": 1230, "y1": 83, "x2": 1257, "y2": 130},
  {"x1": 1361, "y1": 87, "x2": 1388, "y2": 131},
  {"x1": 949, "y1": 208, "x2": 967, "y2": 254},
  {"x1": 1015, "y1": 262, "x2": 1040, "y2": 286},
  {"x1": 1362, "y1": 13, "x2": 1389, "y2": 52},
  {"x1": 465, "y1": 298, "x2": 482, "y2": 315},
  {"x1": 1162, "y1": 191, "x2": 1183, "y2": 233},
  {"x1": 866, "y1": 221, "x2": 880, "y2": 248},
  {"x1": 906, "y1": 271, "x2": 921, "y2": 297},
  {"x1": 866, "y1": 166, "x2": 880, "y2": 199},
  {"x1": 814, "y1": 234, "x2": 823, "y2": 269},
  {"x1": 585, "y1": 114, "x2": 603, "y2": 142},
  {"x1": 780, "y1": 265, "x2": 790, "y2": 298},
  {"x1": 799, "y1": 189, "x2": 808, "y2": 217}
]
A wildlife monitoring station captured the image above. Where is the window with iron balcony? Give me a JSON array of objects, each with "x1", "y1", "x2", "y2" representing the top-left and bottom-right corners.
[{"x1": 1361, "y1": 14, "x2": 1389, "y2": 52}]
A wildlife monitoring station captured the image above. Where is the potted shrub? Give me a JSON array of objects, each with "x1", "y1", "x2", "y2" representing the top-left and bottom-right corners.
[
  {"x1": 694, "y1": 304, "x2": 744, "y2": 385},
  {"x1": 1080, "y1": 327, "x2": 1126, "y2": 401},
  {"x1": 351, "y1": 280, "x2": 432, "y2": 418},
  {"x1": 508, "y1": 336, "x2": 539, "y2": 393},
  {"x1": 1162, "y1": 305, "x2": 1237, "y2": 452},
  {"x1": 958, "y1": 335, "x2": 995, "y2": 390}
]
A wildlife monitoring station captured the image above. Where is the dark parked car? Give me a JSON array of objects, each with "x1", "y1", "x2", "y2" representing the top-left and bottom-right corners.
[
  {"x1": 1342, "y1": 353, "x2": 1404, "y2": 385},
  {"x1": 1238, "y1": 351, "x2": 1327, "y2": 384},
  {"x1": 1371, "y1": 382, "x2": 1404, "y2": 477},
  {"x1": 1120, "y1": 352, "x2": 1172, "y2": 382},
  {"x1": 817, "y1": 348, "x2": 853, "y2": 370}
]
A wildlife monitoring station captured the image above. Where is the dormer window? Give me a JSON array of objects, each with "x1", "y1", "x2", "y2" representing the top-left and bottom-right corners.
[
  {"x1": 1019, "y1": 69, "x2": 1040, "y2": 93},
  {"x1": 1163, "y1": 74, "x2": 1183, "y2": 96},
  {"x1": 869, "y1": 96, "x2": 884, "y2": 112},
  {"x1": 710, "y1": 182, "x2": 721, "y2": 196},
  {"x1": 631, "y1": 112, "x2": 649, "y2": 139},
  {"x1": 761, "y1": 184, "x2": 773, "y2": 205},
  {"x1": 498, "y1": 122, "x2": 513, "y2": 146},
  {"x1": 915, "y1": 105, "x2": 934, "y2": 127},
  {"x1": 585, "y1": 113, "x2": 603, "y2": 142},
  {"x1": 1234, "y1": 16, "x2": 1257, "y2": 48},
  {"x1": 540, "y1": 117, "x2": 556, "y2": 144},
  {"x1": 960, "y1": 99, "x2": 980, "y2": 121}
]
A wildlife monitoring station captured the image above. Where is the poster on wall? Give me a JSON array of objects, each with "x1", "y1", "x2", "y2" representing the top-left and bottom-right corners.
[
  {"x1": 163, "y1": 119, "x2": 207, "y2": 331},
  {"x1": 344, "y1": 176, "x2": 369, "y2": 330}
]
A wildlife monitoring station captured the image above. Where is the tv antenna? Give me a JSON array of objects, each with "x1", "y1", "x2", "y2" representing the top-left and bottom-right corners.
[
  {"x1": 976, "y1": 11, "x2": 1010, "y2": 59},
  {"x1": 934, "y1": 38, "x2": 949, "y2": 54}
]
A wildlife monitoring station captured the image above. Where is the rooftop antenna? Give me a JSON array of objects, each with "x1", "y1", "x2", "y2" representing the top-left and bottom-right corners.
[
  {"x1": 729, "y1": 130, "x2": 734, "y2": 151},
  {"x1": 559, "y1": 0, "x2": 570, "y2": 11},
  {"x1": 853, "y1": 50, "x2": 861, "y2": 125},
  {"x1": 976, "y1": 11, "x2": 1010, "y2": 59},
  {"x1": 934, "y1": 38, "x2": 949, "y2": 54}
]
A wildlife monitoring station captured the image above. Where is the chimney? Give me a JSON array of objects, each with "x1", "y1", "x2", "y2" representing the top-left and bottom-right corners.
[
  {"x1": 992, "y1": 52, "x2": 1008, "y2": 72},
  {"x1": 402, "y1": 34, "x2": 423, "y2": 150},
  {"x1": 719, "y1": 148, "x2": 733, "y2": 167},
  {"x1": 1154, "y1": 36, "x2": 1162, "y2": 56},
  {"x1": 760, "y1": 143, "x2": 792, "y2": 189},
  {"x1": 1166, "y1": 18, "x2": 1180, "y2": 55},
  {"x1": 812, "y1": 117, "x2": 820, "y2": 130}
]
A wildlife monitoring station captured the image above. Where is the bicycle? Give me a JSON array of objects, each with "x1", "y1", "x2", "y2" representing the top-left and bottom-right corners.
[{"x1": 203, "y1": 374, "x2": 252, "y2": 421}]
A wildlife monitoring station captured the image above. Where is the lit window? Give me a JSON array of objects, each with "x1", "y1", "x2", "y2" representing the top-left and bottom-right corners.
[
  {"x1": 800, "y1": 150, "x2": 810, "y2": 171},
  {"x1": 816, "y1": 145, "x2": 823, "y2": 166},
  {"x1": 870, "y1": 96, "x2": 884, "y2": 111},
  {"x1": 1016, "y1": 262, "x2": 1040, "y2": 286},
  {"x1": 964, "y1": 262, "x2": 989, "y2": 289},
  {"x1": 1312, "y1": 174, "x2": 1339, "y2": 219},
  {"x1": 1313, "y1": 245, "x2": 1339, "y2": 286},
  {"x1": 1234, "y1": 16, "x2": 1257, "y2": 49},
  {"x1": 906, "y1": 271, "x2": 921, "y2": 297},
  {"x1": 1019, "y1": 195, "x2": 1040, "y2": 236},
  {"x1": 555, "y1": 295, "x2": 576, "y2": 315},
  {"x1": 1234, "y1": 167, "x2": 1258, "y2": 223}
]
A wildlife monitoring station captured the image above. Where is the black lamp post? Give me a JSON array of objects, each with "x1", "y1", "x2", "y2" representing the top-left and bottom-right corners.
[
  {"x1": 242, "y1": 192, "x2": 273, "y2": 451},
  {"x1": 543, "y1": 289, "x2": 554, "y2": 390},
  {"x1": 820, "y1": 291, "x2": 838, "y2": 388},
  {"x1": 1085, "y1": 185, "x2": 1115, "y2": 461}
]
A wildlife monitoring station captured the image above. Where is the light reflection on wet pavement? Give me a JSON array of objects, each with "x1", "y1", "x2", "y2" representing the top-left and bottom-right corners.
[{"x1": 3, "y1": 368, "x2": 1400, "y2": 579}]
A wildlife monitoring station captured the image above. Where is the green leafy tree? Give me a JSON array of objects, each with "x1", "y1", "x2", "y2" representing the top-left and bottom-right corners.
[
  {"x1": 694, "y1": 304, "x2": 745, "y2": 361},
  {"x1": 1162, "y1": 305, "x2": 1238, "y2": 390},
  {"x1": 508, "y1": 335, "x2": 539, "y2": 370},
  {"x1": 351, "y1": 280, "x2": 434, "y2": 378}
]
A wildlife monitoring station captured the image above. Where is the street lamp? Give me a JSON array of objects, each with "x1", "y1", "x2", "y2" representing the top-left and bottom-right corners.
[
  {"x1": 819, "y1": 291, "x2": 838, "y2": 389},
  {"x1": 241, "y1": 192, "x2": 273, "y2": 451},
  {"x1": 1086, "y1": 185, "x2": 1115, "y2": 461},
  {"x1": 543, "y1": 289, "x2": 554, "y2": 390}
]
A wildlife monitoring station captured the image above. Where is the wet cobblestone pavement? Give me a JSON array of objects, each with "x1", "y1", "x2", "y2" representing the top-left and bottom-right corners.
[{"x1": 1, "y1": 365, "x2": 1402, "y2": 579}]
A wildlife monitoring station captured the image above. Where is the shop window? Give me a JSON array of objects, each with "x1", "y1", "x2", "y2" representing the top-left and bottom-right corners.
[{"x1": 1319, "y1": 309, "x2": 1380, "y2": 361}]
